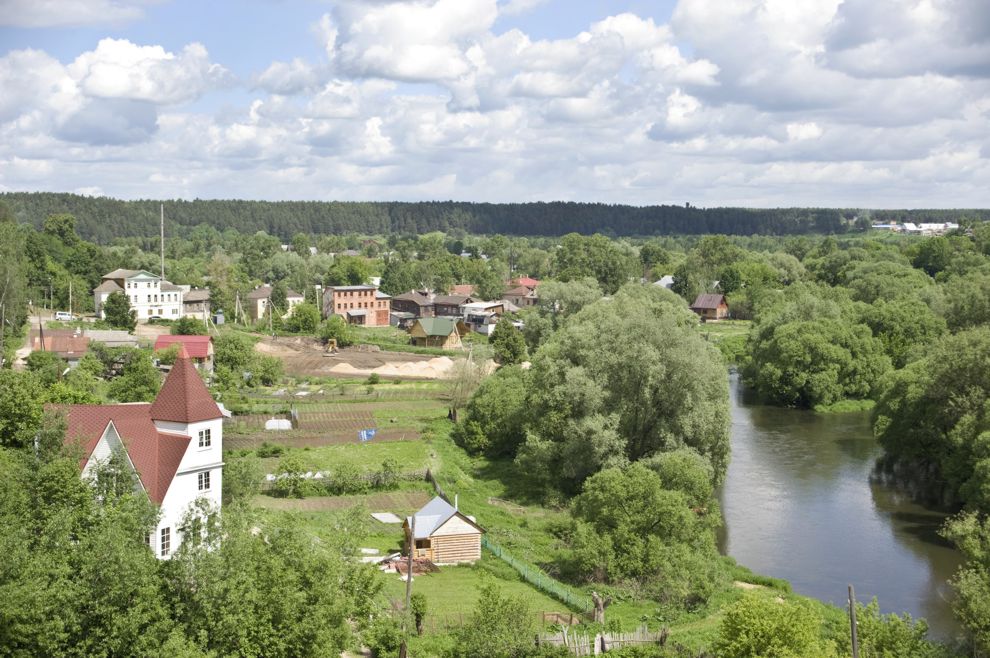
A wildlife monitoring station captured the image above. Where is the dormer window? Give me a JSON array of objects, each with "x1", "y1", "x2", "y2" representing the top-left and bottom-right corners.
[{"x1": 198, "y1": 428, "x2": 211, "y2": 448}]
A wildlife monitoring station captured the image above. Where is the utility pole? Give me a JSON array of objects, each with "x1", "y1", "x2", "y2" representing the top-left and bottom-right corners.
[
  {"x1": 405, "y1": 515, "x2": 416, "y2": 608},
  {"x1": 848, "y1": 585, "x2": 860, "y2": 658},
  {"x1": 160, "y1": 203, "x2": 165, "y2": 281},
  {"x1": 68, "y1": 280, "x2": 72, "y2": 318}
]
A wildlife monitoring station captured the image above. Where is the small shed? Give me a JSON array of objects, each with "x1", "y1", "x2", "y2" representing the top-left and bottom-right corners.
[
  {"x1": 689, "y1": 294, "x2": 729, "y2": 321},
  {"x1": 403, "y1": 496, "x2": 482, "y2": 565},
  {"x1": 408, "y1": 318, "x2": 469, "y2": 350}
]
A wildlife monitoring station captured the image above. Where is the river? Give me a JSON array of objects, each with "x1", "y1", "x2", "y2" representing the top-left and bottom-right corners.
[{"x1": 718, "y1": 372, "x2": 962, "y2": 640}]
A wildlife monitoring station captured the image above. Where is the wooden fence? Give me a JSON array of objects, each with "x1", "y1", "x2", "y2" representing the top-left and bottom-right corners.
[{"x1": 537, "y1": 626, "x2": 670, "y2": 656}]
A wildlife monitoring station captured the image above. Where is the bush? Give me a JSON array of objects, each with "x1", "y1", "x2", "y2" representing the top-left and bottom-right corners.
[
  {"x1": 366, "y1": 373, "x2": 381, "y2": 385},
  {"x1": 329, "y1": 462, "x2": 368, "y2": 495},
  {"x1": 256, "y1": 441, "x2": 284, "y2": 458},
  {"x1": 714, "y1": 594, "x2": 838, "y2": 658},
  {"x1": 373, "y1": 458, "x2": 399, "y2": 491},
  {"x1": 319, "y1": 315, "x2": 355, "y2": 347}
]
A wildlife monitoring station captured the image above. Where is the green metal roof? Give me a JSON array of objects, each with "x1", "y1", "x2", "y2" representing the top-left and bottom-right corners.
[{"x1": 416, "y1": 317, "x2": 458, "y2": 337}]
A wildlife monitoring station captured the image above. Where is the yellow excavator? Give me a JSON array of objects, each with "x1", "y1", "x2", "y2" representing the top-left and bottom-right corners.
[{"x1": 324, "y1": 339, "x2": 338, "y2": 355}]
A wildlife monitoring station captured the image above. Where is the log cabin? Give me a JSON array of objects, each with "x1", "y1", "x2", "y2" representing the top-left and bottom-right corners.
[{"x1": 404, "y1": 496, "x2": 483, "y2": 565}]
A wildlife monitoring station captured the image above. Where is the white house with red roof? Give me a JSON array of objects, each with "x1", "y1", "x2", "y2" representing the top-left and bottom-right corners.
[{"x1": 62, "y1": 352, "x2": 224, "y2": 559}]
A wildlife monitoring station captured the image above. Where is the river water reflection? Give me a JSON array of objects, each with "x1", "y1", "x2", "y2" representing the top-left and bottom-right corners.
[{"x1": 718, "y1": 373, "x2": 962, "y2": 640}]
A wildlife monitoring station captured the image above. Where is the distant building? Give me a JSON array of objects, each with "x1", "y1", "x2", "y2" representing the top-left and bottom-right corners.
[
  {"x1": 391, "y1": 291, "x2": 435, "y2": 319},
  {"x1": 245, "y1": 286, "x2": 304, "y2": 322},
  {"x1": 60, "y1": 352, "x2": 224, "y2": 559},
  {"x1": 322, "y1": 285, "x2": 391, "y2": 326},
  {"x1": 94, "y1": 269, "x2": 183, "y2": 322},
  {"x1": 408, "y1": 318, "x2": 469, "y2": 350},
  {"x1": 32, "y1": 330, "x2": 89, "y2": 367},
  {"x1": 434, "y1": 294, "x2": 475, "y2": 317},
  {"x1": 181, "y1": 288, "x2": 211, "y2": 322},
  {"x1": 690, "y1": 294, "x2": 729, "y2": 321},
  {"x1": 154, "y1": 335, "x2": 215, "y2": 373}
]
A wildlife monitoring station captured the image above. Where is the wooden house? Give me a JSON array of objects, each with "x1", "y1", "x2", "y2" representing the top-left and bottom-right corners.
[
  {"x1": 392, "y1": 291, "x2": 435, "y2": 319},
  {"x1": 408, "y1": 318, "x2": 469, "y2": 350},
  {"x1": 433, "y1": 294, "x2": 475, "y2": 317},
  {"x1": 689, "y1": 294, "x2": 729, "y2": 321},
  {"x1": 404, "y1": 496, "x2": 482, "y2": 565}
]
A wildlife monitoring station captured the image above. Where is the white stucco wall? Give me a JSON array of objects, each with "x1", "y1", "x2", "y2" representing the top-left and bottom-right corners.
[{"x1": 148, "y1": 416, "x2": 224, "y2": 559}]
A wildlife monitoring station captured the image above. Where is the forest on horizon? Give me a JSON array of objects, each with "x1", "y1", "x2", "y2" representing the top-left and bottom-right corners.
[{"x1": 4, "y1": 191, "x2": 989, "y2": 243}]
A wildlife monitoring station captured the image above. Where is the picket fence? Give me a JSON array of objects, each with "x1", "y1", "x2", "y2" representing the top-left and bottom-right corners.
[{"x1": 537, "y1": 626, "x2": 670, "y2": 656}]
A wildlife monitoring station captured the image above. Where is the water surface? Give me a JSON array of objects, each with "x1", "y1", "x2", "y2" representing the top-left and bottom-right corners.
[{"x1": 719, "y1": 373, "x2": 962, "y2": 640}]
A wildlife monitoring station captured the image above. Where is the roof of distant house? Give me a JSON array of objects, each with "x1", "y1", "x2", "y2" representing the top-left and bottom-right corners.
[
  {"x1": 102, "y1": 268, "x2": 143, "y2": 280},
  {"x1": 405, "y1": 496, "x2": 481, "y2": 539},
  {"x1": 84, "y1": 329, "x2": 138, "y2": 347},
  {"x1": 690, "y1": 294, "x2": 727, "y2": 310},
  {"x1": 326, "y1": 285, "x2": 377, "y2": 291},
  {"x1": 160, "y1": 282, "x2": 181, "y2": 292},
  {"x1": 394, "y1": 291, "x2": 433, "y2": 305},
  {"x1": 510, "y1": 277, "x2": 540, "y2": 288},
  {"x1": 33, "y1": 334, "x2": 89, "y2": 357},
  {"x1": 450, "y1": 284, "x2": 476, "y2": 296},
  {"x1": 183, "y1": 289, "x2": 210, "y2": 303},
  {"x1": 414, "y1": 317, "x2": 462, "y2": 337},
  {"x1": 149, "y1": 354, "x2": 222, "y2": 423},
  {"x1": 154, "y1": 335, "x2": 213, "y2": 359},
  {"x1": 434, "y1": 294, "x2": 472, "y2": 306},
  {"x1": 94, "y1": 280, "x2": 123, "y2": 294}
]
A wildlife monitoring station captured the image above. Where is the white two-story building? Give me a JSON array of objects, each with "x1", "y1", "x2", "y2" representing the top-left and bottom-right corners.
[
  {"x1": 94, "y1": 269, "x2": 184, "y2": 321},
  {"x1": 62, "y1": 350, "x2": 224, "y2": 558}
]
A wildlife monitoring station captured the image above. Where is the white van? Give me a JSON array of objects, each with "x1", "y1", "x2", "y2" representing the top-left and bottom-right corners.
[{"x1": 54, "y1": 311, "x2": 74, "y2": 322}]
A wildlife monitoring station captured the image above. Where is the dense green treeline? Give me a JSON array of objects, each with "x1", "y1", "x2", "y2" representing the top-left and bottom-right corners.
[{"x1": 7, "y1": 191, "x2": 973, "y2": 242}]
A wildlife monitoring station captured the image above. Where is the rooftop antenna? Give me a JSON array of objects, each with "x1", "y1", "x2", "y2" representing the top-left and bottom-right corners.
[{"x1": 160, "y1": 203, "x2": 165, "y2": 281}]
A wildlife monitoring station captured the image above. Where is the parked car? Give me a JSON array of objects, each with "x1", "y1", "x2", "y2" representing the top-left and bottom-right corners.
[{"x1": 54, "y1": 311, "x2": 76, "y2": 321}]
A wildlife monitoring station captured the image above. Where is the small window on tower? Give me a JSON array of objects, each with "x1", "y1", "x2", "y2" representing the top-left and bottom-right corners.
[
  {"x1": 198, "y1": 471, "x2": 211, "y2": 491},
  {"x1": 198, "y1": 428, "x2": 211, "y2": 448}
]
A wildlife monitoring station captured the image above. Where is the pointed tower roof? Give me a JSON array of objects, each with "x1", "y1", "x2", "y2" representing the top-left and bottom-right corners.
[{"x1": 150, "y1": 351, "x2": 222, "y2": 423}]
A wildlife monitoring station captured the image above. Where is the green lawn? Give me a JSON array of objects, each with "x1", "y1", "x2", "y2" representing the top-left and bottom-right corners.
[
  {"x1": 257, "y1": 439, "x2": 433, "y2": 474},
  {"x1": 381, "y1": 556, "x2": 568, "y2": 621}
]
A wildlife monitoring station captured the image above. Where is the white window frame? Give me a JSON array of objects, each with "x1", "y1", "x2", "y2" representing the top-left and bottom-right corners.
[
  {"x1": 160, "y1": 527, "x2": 171, "y2": 557},
  {"x1": 198, "y1": 470, "x2": 211, "y2": 491},
  {"x1": 198, "y1": 428, "x2": 211, "y2": 448}
]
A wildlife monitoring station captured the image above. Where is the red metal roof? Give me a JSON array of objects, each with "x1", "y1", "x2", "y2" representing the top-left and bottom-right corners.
[
  {"x1": 60, "y1": 404, "x2": 189, "y2": 504},
  {"x1": 154, "y1": 334, "x2": 213, "y2": 359},
  {"x1": 149, "y1": 356, "x2": 222, "y2": 423},
  {"x1": 511, "y1": 277, "x2": 540, "y2": 288},
  {"x1": 33, "y1": 334, "x2": 89, "y2": 357}
]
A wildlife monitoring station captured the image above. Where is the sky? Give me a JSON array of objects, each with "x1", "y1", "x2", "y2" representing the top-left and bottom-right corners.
[{"x1": 0, "y1": 0, "x2": 988, "y2": 207}]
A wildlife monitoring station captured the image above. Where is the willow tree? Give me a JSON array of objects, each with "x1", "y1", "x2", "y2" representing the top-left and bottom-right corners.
[{"x1": 515, "y1": 284, "x2": 730, "y2": 493}]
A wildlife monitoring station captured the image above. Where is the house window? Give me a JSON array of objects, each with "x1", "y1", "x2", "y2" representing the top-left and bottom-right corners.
[
  {"x1": 160, "y1": 527, "x2": 171, "y2": 557},
  {"x1": 172, "y1": 308, "x2": 178, "y2": 315},
  {"x1": 145, "y1": 531, "x2": 152, "y2": 547},
  {"x1": 198, "y1": 471, "x2": 211, "y2": 491},
  {"x1": 198, "y1": 428, "x2": 211, "y2": 448},
  {"x1": 147, "y1": 295, "x2": 151, "y2": 303}
]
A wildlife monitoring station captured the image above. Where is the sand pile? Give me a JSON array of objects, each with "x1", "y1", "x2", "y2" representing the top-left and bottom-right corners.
[{"x1": 329, "y1": 356, "x2": 456, "y2": 379}]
